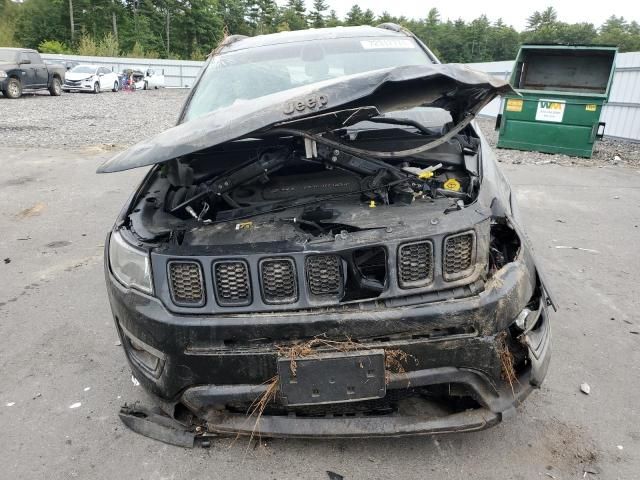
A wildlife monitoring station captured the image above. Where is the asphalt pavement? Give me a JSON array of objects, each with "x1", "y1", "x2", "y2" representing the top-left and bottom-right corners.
[{"x1": 0, "y1": 143, "x2": 639, "y2": 479}]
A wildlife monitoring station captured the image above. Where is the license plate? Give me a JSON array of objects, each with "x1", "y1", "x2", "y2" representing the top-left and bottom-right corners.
[{"x1": 277, "y1": 349, "x2": 386, "y2": 406}]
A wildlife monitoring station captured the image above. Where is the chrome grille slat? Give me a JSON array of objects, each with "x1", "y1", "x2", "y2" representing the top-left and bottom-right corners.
[
  {"x1": 398, "y1": 241, "x2": 433, "y2": 288},
  {"x1": 168, "y1": 261, "x2": 204, "y2": 306}
]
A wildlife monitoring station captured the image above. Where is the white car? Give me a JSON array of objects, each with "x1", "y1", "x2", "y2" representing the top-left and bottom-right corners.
[
  {"x1": 137, "y1": 67, "x2": 166, "y2": 90},
  {"x1": 62, "y1": 64, "x2": 120, "y2": 93}
]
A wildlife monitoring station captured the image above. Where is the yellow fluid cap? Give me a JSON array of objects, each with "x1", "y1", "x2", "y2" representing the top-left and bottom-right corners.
[
  {"x1": 369, "y1": 200, "x2": 376, "y2": 208},
  {"x1": 443, "y1": 178, "x2": 461, "y2": 192},
  {"x1": 418, "y1": 170, "x2": 434, "y2": 179}
]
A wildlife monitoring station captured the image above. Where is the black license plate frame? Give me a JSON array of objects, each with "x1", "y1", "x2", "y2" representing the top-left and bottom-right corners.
[{"x1": 277, "y1": 349, "x2": 386, "y2": 406}]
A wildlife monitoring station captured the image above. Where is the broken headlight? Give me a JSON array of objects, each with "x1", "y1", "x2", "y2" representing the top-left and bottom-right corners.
[{"x1": 108, "y1": 231, "x2": 153, "y2": 294}]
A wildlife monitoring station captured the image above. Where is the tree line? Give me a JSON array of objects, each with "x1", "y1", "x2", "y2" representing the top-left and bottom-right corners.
[{"x1": 0, "y1": 1, "x2": 638, "y2": 62}]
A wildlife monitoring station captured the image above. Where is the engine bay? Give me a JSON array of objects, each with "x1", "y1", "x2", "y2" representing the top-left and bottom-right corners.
[{"x1": 127, "y1": 118, "x2": 483, "y2": 245}]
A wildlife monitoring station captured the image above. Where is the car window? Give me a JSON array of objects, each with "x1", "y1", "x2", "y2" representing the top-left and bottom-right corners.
[
  {"x1": 19, "y1": 52, "x2": 30, "y2": 64},
  {"x1": 72, "y1": 65, "x2": 97, "y2": 74},
  {"x1": 184, "y1": 36, "x2": 432, "y2": 121},
  {"x1": 27, "y1": 52, "x2": 41, "y2": 64}
]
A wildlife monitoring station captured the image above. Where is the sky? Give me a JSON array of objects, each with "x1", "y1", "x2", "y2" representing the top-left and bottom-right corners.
[{"x1": 283, "y1": 0, "x2": 639, "y2": 30}]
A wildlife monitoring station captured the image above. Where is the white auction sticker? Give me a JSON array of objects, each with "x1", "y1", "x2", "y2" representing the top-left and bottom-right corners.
[
  {"x1": 360, "y1": 39, "x2": 415, "y2": 50},
  {"x1": 535, "y1": 99, "x2": 566, "y2": 123}
]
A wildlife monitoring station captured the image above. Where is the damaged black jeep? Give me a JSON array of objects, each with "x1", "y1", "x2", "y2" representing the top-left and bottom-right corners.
[{"x1": 99, "y1": 25, "x2": 554, "y2": 446}]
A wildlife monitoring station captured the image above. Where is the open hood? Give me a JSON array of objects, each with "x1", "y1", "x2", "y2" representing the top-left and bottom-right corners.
[{"x1": 97, "y1": 63, "x2": 514, "y2": 173}]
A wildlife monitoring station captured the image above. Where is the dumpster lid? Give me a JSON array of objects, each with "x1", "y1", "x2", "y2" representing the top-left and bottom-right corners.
[{"x1": 511, "y1": 44, "x2": 617, "y2": 97}]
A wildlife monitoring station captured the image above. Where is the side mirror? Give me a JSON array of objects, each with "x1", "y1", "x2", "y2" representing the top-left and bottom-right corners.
[{"x1": 20, "y1": 59, "x2": 31, "y2": 65}]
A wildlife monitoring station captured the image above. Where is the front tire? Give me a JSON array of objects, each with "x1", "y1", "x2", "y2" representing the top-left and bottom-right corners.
[
  {"x1": 49, "y1": 77, "x2": 62, "y2": 96},
  {"x1": 93, "y1": 82, "x2": 100, "y2": 94},
  {"x1": 5, "y1": 78, "x2": 22, "y2": 99},
  {"x1": 112, "y1": 81, "x2": 119, "y2": 92}
]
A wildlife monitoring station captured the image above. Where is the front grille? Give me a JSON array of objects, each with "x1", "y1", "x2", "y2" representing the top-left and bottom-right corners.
[
  {"x1": 398, "y1": 241, "x2": 433, "y2": 288},
  {"x1": 65, "y1": 80, "x2": 81, "y2": 86},
  {"x1": 305, "y1": 255, "x2": 343, "y2": 296},
  {"x1": 443, "y1": 232, "x2": 475, "y2": 280},
  {"x1": 167, "y1": 261, "x2": 204, "y2": 306},
  {"x1": 213, "y1": 260, "x2": 251, "y2": 306},
  {"x1": 260, "y1": 258, "x2": 298, "y2": 304}
]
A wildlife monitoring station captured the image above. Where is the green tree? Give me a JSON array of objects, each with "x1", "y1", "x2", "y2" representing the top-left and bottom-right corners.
[
  {"x1": 281, "y1": 0, "x2": 307, "y2": 30},
  {"x1": 38, "y1": 39, "x2": 71, "y2": 53},
  {"x1": 345, "y1": 5, "x2": 364, "y2": 26},
  {"x1": 308, "y1": 0, "x2": 328, "y2": 29},
  {"x1": 325, "y1": 9, "x2": 341, "y2": 27}
]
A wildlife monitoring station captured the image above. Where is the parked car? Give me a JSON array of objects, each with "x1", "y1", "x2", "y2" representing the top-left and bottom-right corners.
[
  {"x1": 141, "y1": 67, "x2": 165, "y2": 89},
  {"x1": 44, "y1": 59, "x2": 79, "y2": 72},
  {"x1": 63, "y1": 64, "x2": 120, "y2": 93},
  {"x1": 118, "y1": 68, "x2": 144, "y2": 90},
  {"x1": 119, "y1": 67, "x2": 165, "y2": 90},
  {"x1": 0, "y1": 47, "x2": 65, "y2": 99},
  {"x1": 99, "y1": 25, "x2": 554, "y2": 446}
]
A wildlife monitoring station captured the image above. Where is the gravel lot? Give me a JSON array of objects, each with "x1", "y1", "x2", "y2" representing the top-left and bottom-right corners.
[
  {"x1": 0, "y1": 90, "x2": 639, "y2": 479},
  {"x1": 0, "y1": 89, "x2": 189, "y2": 149}
]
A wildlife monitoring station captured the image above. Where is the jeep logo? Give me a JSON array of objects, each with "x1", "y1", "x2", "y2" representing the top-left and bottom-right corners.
[{"x1": 283, "y1": 94, "x2": 328, "y2": 115}]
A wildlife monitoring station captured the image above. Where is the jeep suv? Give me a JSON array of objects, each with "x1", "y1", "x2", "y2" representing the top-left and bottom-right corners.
[{"x1": 99, "y1": 25, "x2": 554, "y2": 445}]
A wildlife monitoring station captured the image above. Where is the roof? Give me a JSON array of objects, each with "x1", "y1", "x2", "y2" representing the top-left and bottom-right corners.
[{"x1": 221, "y1": 25, "x2": 409, "y2": 53}]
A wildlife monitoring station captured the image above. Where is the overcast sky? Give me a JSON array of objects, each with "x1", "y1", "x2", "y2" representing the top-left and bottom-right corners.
[{"x1": 287, "y1": 0, "x2": 638, "y2": 30}]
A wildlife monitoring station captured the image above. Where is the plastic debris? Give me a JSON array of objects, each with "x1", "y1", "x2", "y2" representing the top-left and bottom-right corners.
[
  {"x1": 131, "y1": 375, "x2": 140, "y2": 387},
  {"x1": 326, "y1": 472, "x2": 344, "y2": 480},
  {"x1": 114, "y1": 341, "x2": 121, "y2": 346},
  {"x1": 32, "y1": 393, "x2": 42, "y2": 399},
  {"x1": 580, "y1": 383, "x2": 591, "y2": 395},
  {"x1": 5, "y1": 402, "x2": 15, "y2": 407},
  {"x1": 3, "y1": 258, "x2": 10, "y2": 264},
  {"x1": 84, "y1": 387, "x2": 91, "y2": 392},
  {"x1": 69, "y1": 402, "x2": 82, "y2": 409},
  {"x1": 617, "y1": 445, "x2": 624, "y2": 450}
]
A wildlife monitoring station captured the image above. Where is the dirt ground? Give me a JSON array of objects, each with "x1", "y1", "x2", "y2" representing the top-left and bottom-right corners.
[{"x1": 0, "y1": 91, "x2": 639, "y2": 479}]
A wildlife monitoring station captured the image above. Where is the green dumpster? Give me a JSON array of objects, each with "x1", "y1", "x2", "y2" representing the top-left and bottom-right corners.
[{"x1": 496, "y1": 44, "x2": 617, "y2": 158}]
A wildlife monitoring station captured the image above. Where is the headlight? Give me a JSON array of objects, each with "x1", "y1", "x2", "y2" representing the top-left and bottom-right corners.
[
  {"x1": 109, "y1": 231, "x2": 153, "y2": 294},
  {"x1": 0, "y1": 71, "x2": 7, "y2": 79}
]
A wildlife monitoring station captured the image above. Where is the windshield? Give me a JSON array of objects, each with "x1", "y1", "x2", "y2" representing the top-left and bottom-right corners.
[
  {"x1": 71, "y1": 65, "x2": 96, "y2": 74},
  {"x1": 183, "y1": 36, "x2": 432, "y2": 121},
  {"x1": 0, "y1": 50, "x2": 17, "y2": 62}
]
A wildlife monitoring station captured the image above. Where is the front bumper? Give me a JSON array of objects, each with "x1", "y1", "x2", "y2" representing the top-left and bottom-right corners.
[
  {"x1": 106, "y1": 241, "x2": 552, "y2": 438},
  {"x1": 62, "y1": 84, "x2": 94, "y2": 91}
]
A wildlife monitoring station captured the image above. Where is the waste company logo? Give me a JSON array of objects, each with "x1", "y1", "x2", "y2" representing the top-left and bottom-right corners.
[{"x1": 535, "y1": 99, "x2": 566, "y2": 123}]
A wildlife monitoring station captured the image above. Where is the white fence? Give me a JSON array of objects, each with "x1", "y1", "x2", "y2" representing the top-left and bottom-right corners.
[
  {"x1": 467, "y1": 52, "x2": 640, "y2": 142},
  {"x1": 42, "y1": 51, "x2": 640, "y2": 141},
  {"x1": 41, "y1": 53, "x2": 204, "y2": 88}
]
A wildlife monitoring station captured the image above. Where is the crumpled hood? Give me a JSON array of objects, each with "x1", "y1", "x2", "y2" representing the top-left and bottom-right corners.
[{"x1": 97, "y1": 63, "x2": 514, "y2": 173}]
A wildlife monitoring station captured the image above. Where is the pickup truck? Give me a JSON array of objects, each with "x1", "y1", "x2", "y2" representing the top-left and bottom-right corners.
[{"x1": 0, "y1": 47, "x2": 66, "y2": 99}]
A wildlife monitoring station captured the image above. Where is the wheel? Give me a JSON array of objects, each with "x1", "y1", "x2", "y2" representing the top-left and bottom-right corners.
[
  {"x1": 5, "y1": 77, "x2": 22, "y2": 99},
  {"x1": 112, "y1": 81, "x2": 119, "y2": 92},
  {"x1": 48, "y1": 77, "x2": 62, "y2": 96},
  {"x1": 93, "y1": 82, "x2": 100, "y2": 94},
  {"x1": 143, "y1": 81, "x2": 148, "y2": 90}
]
